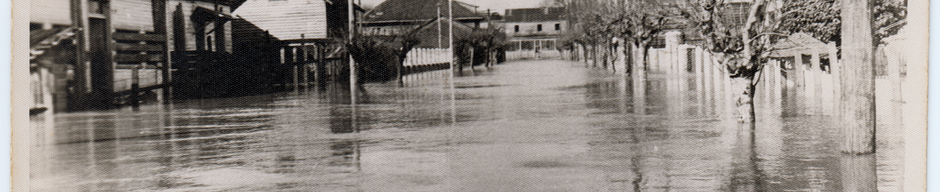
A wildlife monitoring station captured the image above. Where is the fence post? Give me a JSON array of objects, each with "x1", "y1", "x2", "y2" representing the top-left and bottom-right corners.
[
  {"x1": 811, "y1": 48, "x2": 821, "y2": 98},
  {"x1": 828, "y1": 43, "x2": 841, "y2": 101}
]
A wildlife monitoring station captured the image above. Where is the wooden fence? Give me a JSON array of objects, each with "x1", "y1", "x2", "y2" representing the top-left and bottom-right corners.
[
  {"x1": 402, "y1": 48, "x2": 450, "y2": 67},
  {"x1": 401, "y1": 48, "x2": 453, "y2": 75},
  {"x1": 642, "y1": 33, "x2": 913, "y2": 110}
]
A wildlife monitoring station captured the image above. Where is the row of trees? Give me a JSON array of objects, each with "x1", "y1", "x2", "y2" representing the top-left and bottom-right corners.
[
  {"x1": 346, "y1": 21, "x2": 510, "y2": 82},
  {"x1": 555, "y1": 0, "x2": 905, "y2": 123}
]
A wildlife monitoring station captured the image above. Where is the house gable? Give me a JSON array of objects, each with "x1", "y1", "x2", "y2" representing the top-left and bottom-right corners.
[
  {"x1": 233, "y1": 0, "x2": 329, "y2": 40},
  {"x1": 362, "y1": 0, "x2": 482, "y2": 24}
]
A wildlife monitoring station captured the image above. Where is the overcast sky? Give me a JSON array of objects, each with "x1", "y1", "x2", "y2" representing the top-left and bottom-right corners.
[{"x1": 358, "y1": 0, "x2": 546, "y2": 14}]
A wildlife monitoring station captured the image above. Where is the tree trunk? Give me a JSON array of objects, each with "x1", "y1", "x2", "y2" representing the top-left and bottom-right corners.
[
  {"x1": 840, "y1": 0, "x2": 876, "y2": 154},
  {"x1": 470, "y1": 47, "x2": 475, "y2": 70},
  {"x1": 592, "y1": 44, "x2": 598, "y2": 67},
  {"x1": 601, "y1": 43, "x2": 609, "y2": 70},
  {"x1": 638, "y1": 42, "x2": 649, "y2": 73},
  {"x1": 624, "y1": 41, "x2": 633, "y2": 74},
  {"x1": 730, "y1": 76, "x2": 756, "y2": 122}
]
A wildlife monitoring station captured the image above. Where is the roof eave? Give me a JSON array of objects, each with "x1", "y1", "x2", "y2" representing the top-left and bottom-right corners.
[{"x1": 361, "y1": 17, "x2": 484, "y2": 24}]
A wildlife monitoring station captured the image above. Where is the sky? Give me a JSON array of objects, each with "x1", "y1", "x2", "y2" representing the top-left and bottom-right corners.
[{"x1": 358, "y1": 0, "x2": 547, "y2": 14}]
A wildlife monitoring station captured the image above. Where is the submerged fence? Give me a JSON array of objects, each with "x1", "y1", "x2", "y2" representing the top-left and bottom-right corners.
[
  {"x1": 569, "y1": 30, "x2": 915, "y2": 111},
  {"x1": 403, "y1": 48, "x2": 450, "y2": 67},
  {"x1": 400, "y1": 48, "x2": 452, "y2": 76}
]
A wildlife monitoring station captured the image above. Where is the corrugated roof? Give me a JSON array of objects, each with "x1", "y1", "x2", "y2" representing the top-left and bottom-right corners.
[
  {"x1": 503, "y1": 7, "x2": 565, "y2": 22},
  {"x1": 362, "y1": 0, "x2": 482, "y2": 23}
]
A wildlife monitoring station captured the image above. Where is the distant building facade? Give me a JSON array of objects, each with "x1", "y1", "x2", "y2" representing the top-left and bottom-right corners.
[{"x1": 502, "y1": 7, "x2": 566, "y2": 59}]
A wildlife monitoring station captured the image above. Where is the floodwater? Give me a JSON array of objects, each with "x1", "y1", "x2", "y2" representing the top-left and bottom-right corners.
[{"x1": 30, "y1": 60, "x2": 907, "y2": 191}]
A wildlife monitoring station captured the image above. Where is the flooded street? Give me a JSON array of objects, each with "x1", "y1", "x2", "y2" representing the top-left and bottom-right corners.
[{"x1": 30, "y1": 59, "x2": 907, "y2": 191}]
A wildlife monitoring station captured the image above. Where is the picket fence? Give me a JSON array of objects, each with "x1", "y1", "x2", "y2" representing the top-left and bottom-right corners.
[{"x1": 402, "y1": 48, "x2": 451, "y2": 67}]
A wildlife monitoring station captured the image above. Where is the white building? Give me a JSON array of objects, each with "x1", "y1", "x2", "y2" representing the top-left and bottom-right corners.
[{"x1": 502, "y1": 7, "x2": 566, "y2": 59}]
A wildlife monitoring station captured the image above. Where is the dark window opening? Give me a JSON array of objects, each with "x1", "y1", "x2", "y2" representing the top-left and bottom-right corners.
[
  {"x1": 514, "y1": 25, "x2": 519, "y2": 32},
  {"x1": 801, "y1": 54, "x2": 812, "y2": 70},
  {"x1": 821, "y1": 57, "x2": 832, "y2": 74},
  {"x1": 537, "y1": 24, "x2": 542, "y2": 32},
  {"x1": 555, "y1": 23, "x2": 560, "y2": 31}
]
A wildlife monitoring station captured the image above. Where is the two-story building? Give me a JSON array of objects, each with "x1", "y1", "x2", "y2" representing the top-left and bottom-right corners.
[{"x1": 502, "y1": 7, "x2": 566, "y2": 59}]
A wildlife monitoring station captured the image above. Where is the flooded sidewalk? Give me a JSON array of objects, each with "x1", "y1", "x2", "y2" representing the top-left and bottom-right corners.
[{"x1": 30, "y1": 59, "x2": 906, "y2": 191}]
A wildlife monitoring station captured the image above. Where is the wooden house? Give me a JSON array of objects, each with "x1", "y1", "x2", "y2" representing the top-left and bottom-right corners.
[
  {"x1": 233, "y1": 0, "x2": 362, "y2": 41},
  {"x1": 231, "y1": 0, "x2": 364, "y2": 89},
  {"x1": 360, "y1": 0, "x2": 484, "y2": 48},
  {"x1": 29, "y1": 0, "x2": 247, "y2": 111}
]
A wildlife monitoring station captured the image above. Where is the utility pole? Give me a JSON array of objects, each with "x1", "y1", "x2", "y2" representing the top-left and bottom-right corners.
[
  {"x1": 348, "y1": 0, "x2": 357, "y2": 104},
  {"x1": 448, "y1": 0, "x2": 456, "y2": 122},
  {"x1": 840, "y1": 0, "x2": 875, "y2": 154},
  {"x1": 438, "y1": 6, "x2": 442, "y2": 48}
]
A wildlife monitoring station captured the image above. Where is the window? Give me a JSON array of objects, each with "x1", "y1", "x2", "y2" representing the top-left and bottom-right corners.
[
  {"x1": 555, "y1": 23, "x2": 561, "y2": 31},
  {"x1": 514, "y1": 25, "x2": 519, "y2": 32},
  {"x1": 88, "y1": 0, "x2": 105, "y2": 14},
  {"x1": 537, "y1": 24, "x2": 542, "y2": 32}
]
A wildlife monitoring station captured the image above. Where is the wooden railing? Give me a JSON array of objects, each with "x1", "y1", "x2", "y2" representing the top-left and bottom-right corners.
[{"x1": 113, "y1": 32, "x2": 166, "y2": 65}]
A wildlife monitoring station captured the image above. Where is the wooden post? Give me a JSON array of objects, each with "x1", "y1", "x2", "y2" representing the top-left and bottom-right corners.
[
  {"x1": 840, "y1": 0, "x2": 876, "y2": 154},
  {"x1": 152, "y1": 0, "x2": 169, "y2": 102},
  {"x1": 301, "y1": 34, "x2": 308, "y2": 88},
  {"x1": 315, "y1": 44, "x2": 323, "y2": 82},
  {"x1": 103, "y1": 1, "x2": 116, "y2": 105},
  {"x1": 172, "y1": 3, "x2": 186, "y2": 96},
  {"x1": 70, "y1": 0, "x2": 88, "y2": 95},
  {"x1": 293, "y1": 58, "x2": 299, "y2": 91},
  {"x1": 131, "y1": 65, "x2": 140, "y2": 107},
  {"x1": 469, "y1": 47, "x2": 475, "y2": 70}
]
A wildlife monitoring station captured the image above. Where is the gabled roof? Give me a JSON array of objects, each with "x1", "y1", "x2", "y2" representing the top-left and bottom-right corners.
[
  {"x1": 412, "y1": 17, "x2": 474, "y2": 48},
  {"x1": 234, "y1": 0, "x2": 352, "y2": 40},
  {"x1": 503, "y1": 7, "x2": 565, "y2": 22},
  {"x1": 362, "y1": 0, "x2": 483, "y2": 23}
]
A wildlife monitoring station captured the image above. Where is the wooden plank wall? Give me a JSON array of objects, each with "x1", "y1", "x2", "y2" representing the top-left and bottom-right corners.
[
  {"x1": 111, "y1": 0, "x2": 155, "y2": 31},
  {"x1": 30, "y1": 0, "x2": 72, "y2": 25},
  {"x1": 232, "y1": 0, "x2": 328, "y2": 40},
  {"x1": 30, "y1": 0, "x2": 159, "y2": 37},
  {"x1": 165, "y1": 0, "x2": 233, "y2": 53}
]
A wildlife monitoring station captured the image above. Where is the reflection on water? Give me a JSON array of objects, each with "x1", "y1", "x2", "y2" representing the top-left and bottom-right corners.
[{"x1": 30, "y1": 60, "x2": 905, "y2": 191}]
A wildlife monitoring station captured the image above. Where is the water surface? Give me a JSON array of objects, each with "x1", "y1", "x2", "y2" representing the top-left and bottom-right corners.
[{"x1": 30, "y1": 60, "x2": 906, "y2": 191}]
